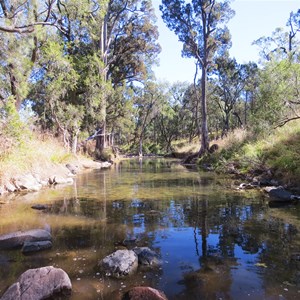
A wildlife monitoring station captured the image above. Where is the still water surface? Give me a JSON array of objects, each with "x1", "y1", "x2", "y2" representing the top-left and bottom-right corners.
[{"x1": 0, "y1": 159, "x2": 300, "y2": 299}]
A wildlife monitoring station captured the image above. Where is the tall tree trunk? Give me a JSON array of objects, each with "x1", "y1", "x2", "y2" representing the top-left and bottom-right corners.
[
  {"x1": 199, "y1": 66, "x2": 209, "y2": 155},
  {"x1": 8, "y1": 63, "x2": 22, "y2": 110},
  {"x1": 139, "y1": 136, "x2": 143, "y2": 157},
  {"x1": 194, "y1": 62, "x2": 201, "y2": 140}
]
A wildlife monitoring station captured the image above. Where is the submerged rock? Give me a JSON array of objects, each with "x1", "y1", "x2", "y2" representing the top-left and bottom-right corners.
[
  {"x1": 31, "y1": 204, "x2": 49, "y2": 210},
  {"x1": 0, "y1": 266, "x2": 72, "y2": 300},
  {"x1": 99, "y1": 249, "x2": 138, "y2": 278},
  {"x1": 122, "y1": 287, "x2": 168, "y2": 300},
  {"x1": 0, "y1": 229, "x2": 51, "y2": 249},
  {"x1": 21, "y1": 240, "x2": 53, "y2": 254},
  {"x1": 133, "y1": 247, "x2": 162, "y2": 266}
]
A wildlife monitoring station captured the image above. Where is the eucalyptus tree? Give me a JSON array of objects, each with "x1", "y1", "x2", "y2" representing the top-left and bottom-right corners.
[
  {"x1": 253, "y1": 9, "x2": 300, "y2": 62},
  {"x1": 96, "y1": 0, "x2": 160, "y2": 153},
  {"x1": 251, "y1": 9, "x2": 300, "y2": 130},
  {"x1": 160, "y1": 0, "x2": 234, "y2": 155},
  {"x1": 213, "y1": 55, "x2": 258, "y2": 136},
  {"x1": 252, "y1": 59, "x2": 300, "y2": 129},
  {"x1": 132, "y1": 81, "x2": 169, "y2": 156},
  {"x1": 0, "y1": 0, "x2": 58, "y2": 34},
  {"x1": 29, "y1": 0, "x2": 160, "y2": 155}
]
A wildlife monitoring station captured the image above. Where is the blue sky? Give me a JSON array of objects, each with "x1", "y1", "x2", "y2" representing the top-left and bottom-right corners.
[{"x1": 152, "y1": 0, "x2": 300, "y2": 83}]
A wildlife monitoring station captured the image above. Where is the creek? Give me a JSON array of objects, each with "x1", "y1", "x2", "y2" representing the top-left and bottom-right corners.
[{"x1": 0, "y1": 158, "x2": 300, "y2": 299}]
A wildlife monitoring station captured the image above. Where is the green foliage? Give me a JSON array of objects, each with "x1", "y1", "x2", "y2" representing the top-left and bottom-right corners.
[
  {"x1": 250, "y1": 58, "x2": 300, "y2": 131},
  {"x1": 2, "y1": 97, "x2": 29, "y2": 144}
]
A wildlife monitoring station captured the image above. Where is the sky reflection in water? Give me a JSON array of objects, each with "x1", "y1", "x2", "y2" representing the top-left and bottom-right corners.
[{"x1": 0, "y1": 159, "x2": 300, "y2": 299}]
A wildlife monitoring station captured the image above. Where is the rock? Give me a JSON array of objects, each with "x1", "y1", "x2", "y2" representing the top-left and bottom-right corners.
[
  {"x1": 82, "y1": 161, "x2": 103, "y2": 169},
  {"x1": 0, "y1": 266, "x2": 72, "y2": 300},
  {"x1": 5, "y1": 182, "x2": 16, "y2": 193},
  {"x1": 122, "y1": 287, "x2": 168, "y2": 300},
  {"x1": 21, "y1": 240, "x2": 53, "y2": 254},
  {"x1": 31, "y1": 204, "x2": 49, "y2": 210},
  {"x1": 66, "y1": 163, "x2": 78, "y2": 175},
  {"x1": 238, "y1": 183, "x2": 254, "y2": 190},
  {"x1": 0, "y1": 186, "x2": 5, "y2": 196},
  {"x1": 0, "y1": 229, "x2": 51, "y2": 249},
  {"x1": 264, "y1": 186, "x2": 293, "y2": 201},
  {"x1": 133, "y1": 247, "x2": 162, "y2": 266},
  {"x1": 53, "y1": 176, "x2": 68, "y2": 185},
  {"x1": 99, "y1": 249, "x2": 138, "y2": 278},
  {"x1": 82, "y1": 161, "x2": 112, "y2": 169},
  {"x1": 14, "y1": 174, "x2": 42, "y2": 191},
  {"x1": 99, "y1": 161, "x2": 112, "y2": 168},
  {"x1": 123, "y1": 237, "x2": 138, "y2": 247}
]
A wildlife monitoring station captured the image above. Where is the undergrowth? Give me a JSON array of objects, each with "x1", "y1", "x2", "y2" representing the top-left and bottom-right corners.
[{"x1": 201, "y1": 121, "x2": 300, "y2": 186}]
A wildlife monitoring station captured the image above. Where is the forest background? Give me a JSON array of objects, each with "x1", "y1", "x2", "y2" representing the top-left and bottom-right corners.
[{"x1": 0, "y1": 0, "x2": 300, "y2": 187}]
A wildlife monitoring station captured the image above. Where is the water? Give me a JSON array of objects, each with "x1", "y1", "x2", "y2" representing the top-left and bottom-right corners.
[{"x1": 0, "y1": 158, "x2": 300, "y2": 299}]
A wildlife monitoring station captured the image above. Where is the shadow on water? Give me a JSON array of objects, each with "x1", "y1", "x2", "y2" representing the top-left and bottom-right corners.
[{"x1": 0, "y1": 158, "x2": 300, "y2": 299}]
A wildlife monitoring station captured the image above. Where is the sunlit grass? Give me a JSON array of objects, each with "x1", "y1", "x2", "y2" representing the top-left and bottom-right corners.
[{"x1": 0, "y1": 132, "x2": 78, "y2": 185}]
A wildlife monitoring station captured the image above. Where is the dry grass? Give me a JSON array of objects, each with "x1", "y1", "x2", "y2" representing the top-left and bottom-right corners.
[
  {"x1": 0, "y1": 132, "x2": 75, "y2": 185},
  {"x1": 172, "y1": 138, "x2": 199, "y2": 157},
  {"x1": 211, "y1": 128, "x2": 249, "y2": 151}
]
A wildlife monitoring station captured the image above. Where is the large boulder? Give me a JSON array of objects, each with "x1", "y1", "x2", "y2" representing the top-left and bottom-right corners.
[
  {"x1": 13, "y1": 174, "x2": 42, "y2": 192},
  {"x1": 99, "y1": 249, "x2": 138, "y2": 278},
  {"x1": 133, "y1": 247, "x2": 162, "y2": 266},
  {"x1": 0, "y1": 266, "x2": 72, "y2": 300},
  {"x1": 122, "y1": 287, "x2": 168, "y2": 300},
  {"x1": 0, "y1": 229, "x2": 51, "y2": 249}
]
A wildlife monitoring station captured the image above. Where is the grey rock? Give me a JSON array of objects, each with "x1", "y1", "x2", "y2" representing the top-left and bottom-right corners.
[
  {"x1": 99, "y1": 161, "x2": 112, "y2": 169},
  {"x1": 238, "y1": 183, "x2": 254, "y2": 190},
  {"x1": 53, "y1": 176, "x2": 68, "y2": 185},
  {"x1": 66, "y1": 163, "x2": 78, "y2": 175},
  {"x1": 0, "y1": 229, "x2": 51, "y2": 249},
  {"x1": 5, "y1": 183, "x2": 16, "y2": 193},
  {"x1": 82, "y1": 161, "x2": 112, "y2": 169},
  {"x1": 99, "y1": 249, "x2": 138, "y2": 278},
  {"x1": 82, "y1": 161, "x2": 103, "y2": 169},
  {"x1": 14, "y1": 174, "x2": 42, "y2": 191},
  {"x1": 0, "y1": 266, "x2": 72, "y2": 300},
  {"x1": 21, "y1": 241, "x2": 53, "y2": 254},
  {"x1": 265, "y1": 186, "x2": 292, "y2": 201},
  {"x1": 53, "y1": 176, "x2": 73, "y2": 185},
  {"x1": 133, "y1": 247, "x2": 162, "y2": 266},
  {"x1": 0, "y1": 186, "x2": 5, "y2": 196}
]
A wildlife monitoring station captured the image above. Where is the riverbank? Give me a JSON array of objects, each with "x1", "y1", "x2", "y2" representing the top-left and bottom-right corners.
[
  {"x1": 174, "y1": 121, "x2": 300, "y2": 191},
  {"x1": 0, "y1": 133, "x2": 111, "y2": 196}
]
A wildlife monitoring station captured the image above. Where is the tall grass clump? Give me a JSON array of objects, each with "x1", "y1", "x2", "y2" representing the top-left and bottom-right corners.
[{"x1": 0, "y1": 102, "x2": 76, "y2": 184}]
